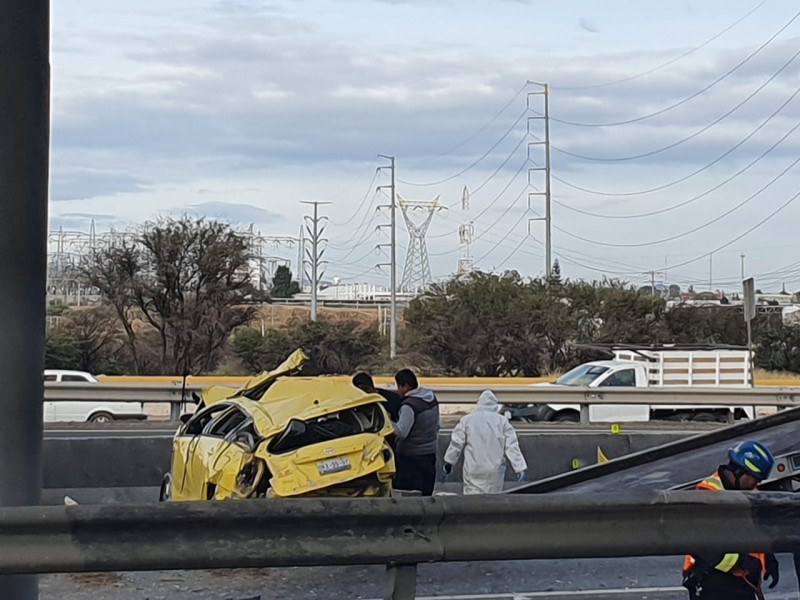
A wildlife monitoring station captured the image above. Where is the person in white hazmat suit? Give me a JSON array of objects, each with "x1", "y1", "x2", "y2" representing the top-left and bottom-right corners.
[{"x1": 442, "y1": 390, "x2": 528, "y2": 494}]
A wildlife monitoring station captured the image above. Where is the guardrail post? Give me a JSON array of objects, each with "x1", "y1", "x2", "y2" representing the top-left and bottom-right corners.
[
  {"x1": 0, "y1": 0, "x2": 49, "y2": 596},
  {"x1": 170, "y1": 402, "x2": 182, "y2": 422},
  {"x1": 580, "y1": 404, "x2": 590, "y2": 425},
  {"x1": 384, "y1": 563, "x2": 417, "y2": 600}
]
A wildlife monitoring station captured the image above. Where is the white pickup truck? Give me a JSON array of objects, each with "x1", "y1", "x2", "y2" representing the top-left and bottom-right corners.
[
  {"x1": 508, "y1": 348, "x2": 755, "y2": 424},
  {"x1": 43, "y1": 369, "x2": 146, "y2": 423}
]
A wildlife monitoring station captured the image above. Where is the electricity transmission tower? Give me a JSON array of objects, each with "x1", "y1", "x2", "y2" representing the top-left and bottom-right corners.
[
  {"x1": 457, "y1": 186, "x2": 474, "y2": 275},
  {"x1": 300, "y1": 201, "x2": 330, "y2": 321},
  {"x1": 526, "y1": 81, "x2": 552, "y2": 277},
  {"x1": 398, "y1": 194, "x2": 443, "y2": 292}
]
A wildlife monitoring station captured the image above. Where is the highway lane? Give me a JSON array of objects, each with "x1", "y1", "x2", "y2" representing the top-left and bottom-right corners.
[{"x1": 39, "y1": 555, "x2": 800, "y2": 599}]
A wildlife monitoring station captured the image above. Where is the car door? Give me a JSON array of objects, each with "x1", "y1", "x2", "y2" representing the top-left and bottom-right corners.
[
  {"x1": 171, "y1": 404, "x2": 231, "y2": 500},
  {"x1": 60, "y1": 373, "x2": 93, "y2": 421},
  {"x1": 202, "y1": 407, "x2": 256, "y2": 500},
  {"x1": 590, "y1": 367, "x2": 649, "y2": 422},
  {"x1": 42, "y1": 373, "x2": 57, "y2": 422}
]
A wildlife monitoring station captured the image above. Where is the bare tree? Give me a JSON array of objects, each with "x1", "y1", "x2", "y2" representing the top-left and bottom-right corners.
[{"x1": 82, "y1": 217, "x2": 257, "y2": 375}]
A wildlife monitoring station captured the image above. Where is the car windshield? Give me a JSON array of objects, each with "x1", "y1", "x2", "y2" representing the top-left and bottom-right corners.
[{"x1": 555, "y1": 365, "x2": 610, "y2": 387}]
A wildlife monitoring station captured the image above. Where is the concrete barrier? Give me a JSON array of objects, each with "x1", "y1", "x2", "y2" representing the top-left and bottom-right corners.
[{"x1": 44, "y1": 431, "x2": 690, "y2": 503}]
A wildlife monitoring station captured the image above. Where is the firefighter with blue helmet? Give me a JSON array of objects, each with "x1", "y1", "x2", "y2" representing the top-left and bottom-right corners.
[{"x1": 682, "y1": 440, "x2": 778, "y2": 600}]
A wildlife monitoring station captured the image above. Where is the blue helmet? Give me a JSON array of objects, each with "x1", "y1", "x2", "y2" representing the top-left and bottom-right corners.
[{"x1": 728, "y1": 440, "x2": 775, "y2": 481}]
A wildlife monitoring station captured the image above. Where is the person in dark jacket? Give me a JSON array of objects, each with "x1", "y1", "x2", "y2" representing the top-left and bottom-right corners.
[
  {"x1": 392, "y1": 369, "x2": 440, "y2": 496},
  {"x1": 351, "y1": 372, "x2": 403, "y2": 421}
]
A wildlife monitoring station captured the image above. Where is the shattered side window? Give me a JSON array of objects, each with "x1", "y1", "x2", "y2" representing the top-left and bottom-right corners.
[
  {"x1": 182, "y1": 404, "x2": 230, "y2": 436},
  {"x1": 206, "y1": 407, "x2": 249, "y2": 438}
]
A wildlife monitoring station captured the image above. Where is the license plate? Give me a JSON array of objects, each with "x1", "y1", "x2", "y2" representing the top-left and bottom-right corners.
[{"x1": 317, "y1": 456, "x2": 351, "y2": 475}]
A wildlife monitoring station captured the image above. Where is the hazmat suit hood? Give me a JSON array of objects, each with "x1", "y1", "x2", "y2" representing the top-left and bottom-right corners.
[{"x1": 477, "y1": 390, "x2": 499, "y2": 411}]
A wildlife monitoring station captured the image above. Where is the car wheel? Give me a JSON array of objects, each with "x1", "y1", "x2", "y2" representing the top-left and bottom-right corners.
[
  {"x1": 88, "y1": 411, "x2": 113, "y2": 423},
  {"x1": 553, "y1": 410, "x2": 580, "y2": 423},
  {"x1": 159, "y1": 474, "x2": 172, "y2": 502},
  {"x1": 691, "y1": 412, "x2": 721, "y2": 423}
]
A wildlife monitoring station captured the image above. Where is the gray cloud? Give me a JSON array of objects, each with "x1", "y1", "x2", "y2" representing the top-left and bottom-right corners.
[
  {"x1": 50, "y1": 168, "x2": 149, "y2": 201},
  {"x1": 179, "y1": 201, "x2": 284, "y2": 225},
  {"x1": 578, "y1": 18, "x2": 599, "y2": 34}
]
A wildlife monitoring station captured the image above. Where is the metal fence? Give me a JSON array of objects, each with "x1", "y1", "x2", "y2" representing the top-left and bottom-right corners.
[
  {"x1": 43, "y1": 382, "x2": 800, "y2": 422},
  {"x1": 1, "y1": 492, "x2": 799, "y2": 599}
]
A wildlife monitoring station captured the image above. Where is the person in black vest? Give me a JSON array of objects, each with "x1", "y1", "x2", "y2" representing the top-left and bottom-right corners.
[
  {"x1": 351, "y1": 372, "x2": 403, "y2": 421},
  {"x1": 392, "y1": 369, "x2": 440, "y2": 496}
]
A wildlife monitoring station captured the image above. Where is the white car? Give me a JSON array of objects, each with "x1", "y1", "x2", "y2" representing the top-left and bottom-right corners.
[{"x1": 43, "y1": 369, "x2": 146, "y2": 423}]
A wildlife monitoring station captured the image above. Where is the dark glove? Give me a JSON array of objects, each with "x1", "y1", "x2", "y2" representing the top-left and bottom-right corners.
[
  {"x1": 764, "y1": 554, "x2": 779, "y2": 589},
  {"x1": 739, "y1": 554, "x2": 763, "y2": 586},
  {"x1": 442, "y1": 463, "x2": 452, "y2": 475}
]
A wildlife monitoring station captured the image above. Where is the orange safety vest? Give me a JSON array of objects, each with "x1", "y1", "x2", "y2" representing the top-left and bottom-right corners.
[{"x1": 682, "y1": 473, "x2": 767, "y2": 577}]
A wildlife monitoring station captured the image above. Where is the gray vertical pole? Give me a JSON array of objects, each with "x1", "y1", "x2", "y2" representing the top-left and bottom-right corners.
[
  {"x1": 0, "y1": 0, "x2": 49, "y2": 597},
  {"x1": 544, "y1": 83, "x2": 552, "y2": 278},
  {"x1": 709, "y1": 253, "x2": 713, "y2": 291},
  {"x1": 297, "y1": 224, "x2": 304, "y2": 290},
  {"x1": 389, "y1": 157, "x2": 397, "y2": 360},
  {"x1": 311, "y1": 202, "x2": 319, "y2": 321}
]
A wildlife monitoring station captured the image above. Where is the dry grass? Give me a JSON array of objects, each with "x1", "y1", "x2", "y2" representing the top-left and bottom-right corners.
[
  {"x1": 252, "y1": 304, "x2": 388, "y2": 331},
  {"x1": 754, "y1": 368, "x2": 799, "y2": 380}
]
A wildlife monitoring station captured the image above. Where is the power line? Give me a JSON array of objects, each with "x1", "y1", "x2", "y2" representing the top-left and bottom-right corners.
[
  {"x1": 556, "y1": 149, "x2": 800, "y2": 248},
  {"x1": 406, "y1": 82, "x2": 530, "y2": 161},
  {"x1": 662, "y1": 187, "x2": 800, "y2": 272},
  {"x1": 555, "y1": 117, "x2": 800, "y2": 219},
  {"x1": 493, "y1": 235, "x2": 530, "y2": 271},
  {"x1": 552, "y1": 43, "x2": 800, "y2": 162},
  {"x1": 553, "y1": 78, "x2": 800, "y2": 197},
  {"x1": 473, "y1": 210, "x2": 531, "y2": 264},
  {"x1": 547, "y1": 6, "x2": 800, "y2": 128},
  {"x1": 397, "y1": 109, "x2": 528, "y2": 187},
  {"x1": 427, "y1": 162, "x2": 530, "y2": 240},
  {"x1": 552, "y1": 2, "x2": 767, "y2": 91},
  {"x1": 320, "y1": 157, "x2": 379, "y2": 204},
  {"x1": 328, "y1": 167, "x2": 380, "y2": 228}
]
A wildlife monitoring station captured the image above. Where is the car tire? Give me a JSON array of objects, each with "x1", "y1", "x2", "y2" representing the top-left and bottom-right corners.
[
  {"x1": 691, "y1": 412, "x2": 722, "y2": 423},
  {"x1": 159, "y1": 474, "x2": 172, "y2": 502},
  {"x1": 88, "y1": 411, "x2": 114, "y2": 423},
  {"x1": 553, "y1": 410, "x2": 580, "y2": 423}
]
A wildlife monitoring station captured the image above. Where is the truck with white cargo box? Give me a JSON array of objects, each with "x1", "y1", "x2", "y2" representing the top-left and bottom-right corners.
[{"x1": 506, "y1": 345, "x2": 755, "y2": 424}]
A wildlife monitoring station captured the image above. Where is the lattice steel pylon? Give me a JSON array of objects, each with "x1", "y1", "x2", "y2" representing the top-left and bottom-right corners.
[
  {"x1": 457, "y1": 186, "x2": 474, "y2": 275},
  {"x1": 398, "y1": 194, "x2": 442, "y2": 292}
]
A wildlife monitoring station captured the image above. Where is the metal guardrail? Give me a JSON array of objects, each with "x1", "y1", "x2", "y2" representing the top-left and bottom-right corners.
[
  {"x1": 43, "y1": 382, "x2": 800, "y2": 422},
  {"x1": 1, "y1": 492, "x2": 799, "y2": 599}
]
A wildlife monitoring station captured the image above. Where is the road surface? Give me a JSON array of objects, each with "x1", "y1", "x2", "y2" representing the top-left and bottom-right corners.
[{"x1": 39, "y1": 555, "x2": 800, "y2": 599}]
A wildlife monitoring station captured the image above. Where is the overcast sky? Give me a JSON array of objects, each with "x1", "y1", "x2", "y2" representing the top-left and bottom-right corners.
[{"x1": 51, "y1": 0, "x2": 800, "y2": 292}]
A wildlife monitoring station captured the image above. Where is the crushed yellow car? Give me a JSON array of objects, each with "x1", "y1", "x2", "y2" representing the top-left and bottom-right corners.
[{"x1": 159, "y1": 350, "x2": 396, "y2": 501}]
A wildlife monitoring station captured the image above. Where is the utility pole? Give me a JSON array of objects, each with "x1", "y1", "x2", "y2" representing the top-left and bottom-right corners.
[
  {"x1": 709, "y1": 253, "x2": 713, "y2": 292},
  {"x1": 376, "y1": 155, "x2": 397, "y2": 359},
  {"x1": 0, "y1": 0, "x2": 49, "y2": 597},
  {"x1": 300, "y1": 201, "x2": 330, "y2": 321},
  {"x1": 740, "y1": 254, "x2": 746, "y2": 281},
  {"x1": 526, "y1": 81, "x2": 552, "y2": 277},
  {"x1": 297, "y1": 224, "x2": 305, "y2": 290}
]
